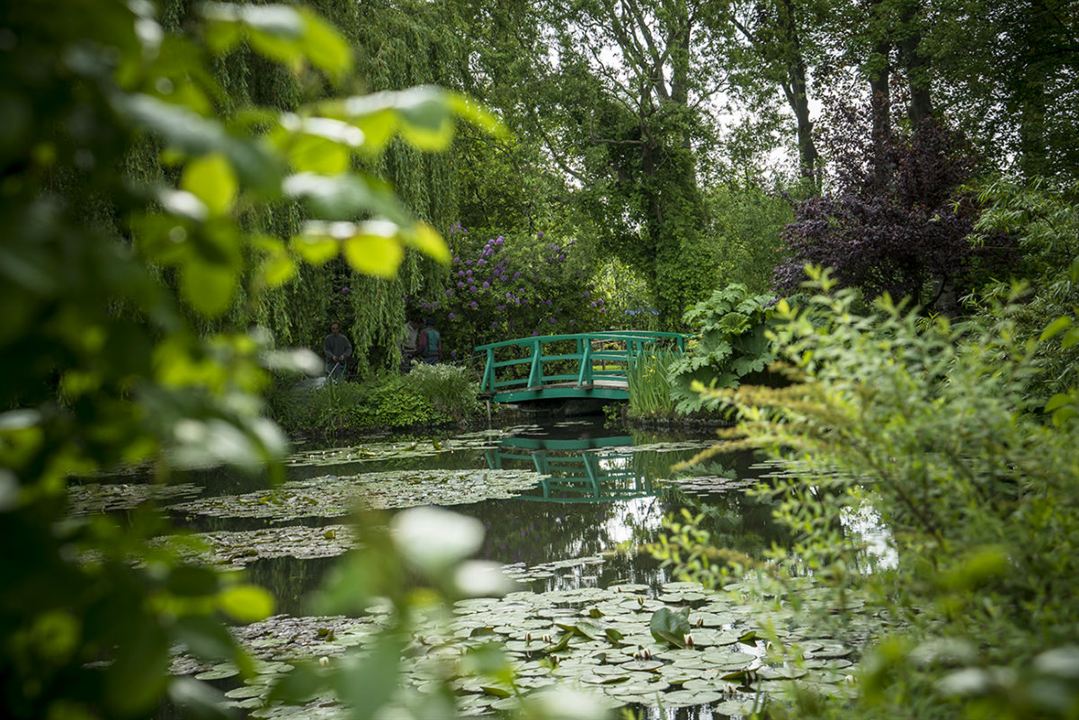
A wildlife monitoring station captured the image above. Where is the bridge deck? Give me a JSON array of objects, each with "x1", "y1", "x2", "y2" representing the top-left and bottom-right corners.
[{"x1": 475, "y1": 331, "x2": 687, "y2": 404}]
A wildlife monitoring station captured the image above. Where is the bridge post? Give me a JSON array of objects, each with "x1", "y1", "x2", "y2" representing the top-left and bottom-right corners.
[
  {"x1": 527, "y1": 339, "x2": 542, "y2": 388},
  {"x1": 481, "y1": 347, "x2": 495, "y2": 394},
  {"x1": 577, "y1": 336, "x2": 593, "y2": 386}
]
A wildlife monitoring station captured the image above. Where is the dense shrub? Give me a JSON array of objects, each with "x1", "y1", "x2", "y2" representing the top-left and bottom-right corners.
[
  {"x1": 667, "y1": 284, "x2": 776, "y2": 414},
  {"x1": 775, "y1": 121, "x2": 1010, "y2": 310},
  {"x1": 688, "y1": 269, "x2": 1079, "y2": 718},
  {"x1": 971, "y1": 178, "x2": 1079, "y2": 401},
  {"x1": 271, "y1": 366, "x2": 480, "y2": 437},
  {"x1": 404, "y1": 363, "x2": 481, "y2": 421}
]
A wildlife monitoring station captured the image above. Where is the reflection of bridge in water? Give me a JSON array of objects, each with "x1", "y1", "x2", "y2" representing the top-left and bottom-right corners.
[{"x1": 485, "y1": 434, "x2": 657, "y2": 504}]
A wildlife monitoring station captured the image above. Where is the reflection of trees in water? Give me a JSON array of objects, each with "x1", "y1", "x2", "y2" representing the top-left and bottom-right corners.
[
  {"x1": 169, "y1": 511, "x2": 333, "y2": 534},
  {"x1": 666, "y1": 456, "x2": 792, "y2": 560},
  {"x1": 242, "y1": 555, "x2": 338, "y2": 616},
  {"x1": 458, "y1": 497, "x2": 649, "y2": 566},
  {"x1": 689, "y1": 490, "x2": 788, "y2": 559}
]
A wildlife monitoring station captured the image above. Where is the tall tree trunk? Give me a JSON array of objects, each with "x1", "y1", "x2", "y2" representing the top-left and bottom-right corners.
[
  {"x1": 776, "y1": 0, "x2": 819, "y2": 184},
  {"x1": 867, "y1": 0, "x2": 893, "y2": 186},
  {"x1": 868, "y1": 54, "x2": 892, "y2": 184},
  {"x1": 897, "y1": 0, "x2": 933, "y2": 126},
  {"x1": 1016, "y1": 0, "x2": 1051, "y2": 176}
]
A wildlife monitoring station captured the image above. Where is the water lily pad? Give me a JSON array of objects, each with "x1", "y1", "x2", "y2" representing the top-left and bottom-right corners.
[
  {"x1": 658, "y1": 689, "x2": 725, "y2": 706},
  {"x1": 158, "y1": 524, "x2": 358, "y2": 567},
  {"x1": 620, "y1": 659, "x2": 663, "y2": 672},
  {"x1": 171, "y1": 469, "x2": 544, "y2": 521},
  {"x1": 225, "y1": 685, "x2": 268, "y2": 700},
  {"x1": 758, "y1": 664, "x2": 808, "y2": 680},
  {"x1": 195, "y1": 663, "x2": 239, "y2": 681},
  {"x1": 68, "y1": 482, "x2": 202, "y2": 516}
]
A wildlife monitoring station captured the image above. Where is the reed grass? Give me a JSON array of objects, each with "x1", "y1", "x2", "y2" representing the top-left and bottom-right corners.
[{"x1": 627, "y1": 350, "x2": 678, "y2": 418}]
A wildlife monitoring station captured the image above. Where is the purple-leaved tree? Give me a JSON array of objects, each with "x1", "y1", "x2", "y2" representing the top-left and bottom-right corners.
[{"x1": 776, "y1": 118, "x2": 1011, "y2": 310}]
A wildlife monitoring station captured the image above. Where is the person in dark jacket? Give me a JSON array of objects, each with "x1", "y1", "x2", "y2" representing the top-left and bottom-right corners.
[{"x1": 322, "y1": 322, "x2": 352, "y2": 379}]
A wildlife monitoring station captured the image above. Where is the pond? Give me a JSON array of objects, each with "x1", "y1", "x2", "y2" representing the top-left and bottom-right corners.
[{"x1": 76, "y1": 418, "x2": 866, "y2": 719}]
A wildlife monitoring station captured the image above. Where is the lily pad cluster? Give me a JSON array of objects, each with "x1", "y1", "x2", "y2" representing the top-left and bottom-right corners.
[
  {"x1": 597, "y1": 440, "x2": 713, "y2": 455},
  {"x1": 501, "y1": 555, "x2": 608, "y2": 590},
  {"x1": 657, "y1": 474, "x2": 759, "y2": 497},
  {"x1": 169, "y1": 469, "x2": 544, "y2": 522},
  {"x1": 157, "y1": 524, "x2": 359, "y2": 567},
  {"x1": 285, "y1": 428, "x2": 544, "y2": 468},
  {"x1": 67, "y1": 482, "x2": 203, "y2": 516},
  {"x1": 171, "y1": 580, "x2": 858, "y2": 717}
]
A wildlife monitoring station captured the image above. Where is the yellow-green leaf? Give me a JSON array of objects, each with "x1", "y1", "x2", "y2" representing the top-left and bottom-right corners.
[
  {"x1": 1040, "y1": 316, "x2": 1072, "y2": 342},
  {"x1": 181, "y1": 153, "x2": 238, "y2": 216},
  {"x1": 299, "y1": 9, "x2": 353, "y2": 81},
  {"x1": 342, "y1": 224, "x2": 404, "y2": 278},
  {"x1": 398, "y1": 115, "x2": 454, "y2": 152},
  {"x1": 286, "y1": 134, "x2": 350, "y2": 174},
  {"x1": 351, "y1": 109, "x2": 398, "y2": 154},
  {"x1": 260, "y1": 254, "x2": 297, "y2": 288},
  {"x1": 447, "y1": 93, "x2": 510, "y2": 140},
  {"x1": 218, "y1": 585, "x2": 274, "y2": 623},
  {"x1": 1045, "y1": 393, "x2": 1071, "y2": 412},
  {"x1": 405, "y1": 222, "x2": 450, "y2": 264},
  {"x1": 180, "y1": 261, "x2": 237, "y2": 317},
  {"x1": 290, "y1": 234, "x2": 338, "y2": 265}
]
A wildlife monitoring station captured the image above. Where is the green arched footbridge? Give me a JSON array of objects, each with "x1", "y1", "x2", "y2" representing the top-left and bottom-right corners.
[{"x1": 475, "y1": 331, "x2": 687, "y2": 403}]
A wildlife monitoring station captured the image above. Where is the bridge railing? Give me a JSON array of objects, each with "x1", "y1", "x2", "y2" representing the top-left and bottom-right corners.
[{"x1": 475, "y1": 331, "x2": 687, "y2": 398}]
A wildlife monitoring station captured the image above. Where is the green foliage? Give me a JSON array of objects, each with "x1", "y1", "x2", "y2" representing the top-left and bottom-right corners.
[
  {"x1": 649, "y1": 607, "x2": 692, "y2": 648},
  {"x1": 271, "y1": 367, "x2": 479, "y2": 437},
  {"x1": 406, "y1": 363, "x2": 481, "y2": 421},
  {"x1": 688, "y1": 268, "x2": 1079, "y2": 718},
  {"x1": 0, "y1": 2, "x2": 500, "y2": 718},
  {"x1": 626, "y1": 350, "x2": 678, "y2": 419},
  {"x1": 668, "y1": 284, "x2": 776, "y2": 414},
  {"x1": 971, "y1": 178, "x2": 1079, "y2": 400},
  {"x1": 430, "y1": 229, "x2": 605, "y2": 359},
  {"x1": 707, "y1": 182, "x2": 794, "y2": 294}
]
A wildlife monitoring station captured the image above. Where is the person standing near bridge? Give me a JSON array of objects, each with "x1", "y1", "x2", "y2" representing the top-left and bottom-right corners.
[{"x1": 323, "y1": 322, "x2": 353, "y2": 379}]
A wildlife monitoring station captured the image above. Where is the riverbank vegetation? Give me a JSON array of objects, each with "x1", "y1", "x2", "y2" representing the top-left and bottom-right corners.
[
  {"x1": 3, "y1": 0, "x2": 1078, "y2": 718},
  {"x1": 271, "y1": 365, "x2": 481, "y2": 438},
  {"x1": 666, "y1": 268, "x2": 1079, "y2": 718}
]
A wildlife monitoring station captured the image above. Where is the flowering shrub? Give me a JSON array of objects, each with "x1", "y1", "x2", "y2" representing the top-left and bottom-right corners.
[{"x1": 420, "y1": 228, "x2": 607, "y2": 360}]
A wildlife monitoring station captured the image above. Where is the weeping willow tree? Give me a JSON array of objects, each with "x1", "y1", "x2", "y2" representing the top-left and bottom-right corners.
[
  {"x1": 332, "y1": 0, "x2": 468, "y2": 375},
  {"x1": 141, "y1": 0, "x2": 470, "y2": 373}
]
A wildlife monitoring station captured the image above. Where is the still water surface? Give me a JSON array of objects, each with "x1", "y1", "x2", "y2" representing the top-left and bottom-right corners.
[{"x1": 132, "y1": 417, "x2": 800, "y2": 719}]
